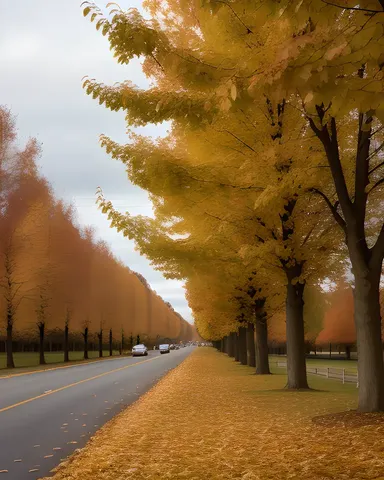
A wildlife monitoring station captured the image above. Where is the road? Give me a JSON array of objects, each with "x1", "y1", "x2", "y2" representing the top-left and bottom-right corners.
[{"x1": 0, "y1": 347, "x2": 193, "y2": 479}]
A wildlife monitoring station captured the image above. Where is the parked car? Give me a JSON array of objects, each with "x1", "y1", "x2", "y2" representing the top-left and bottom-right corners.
[
  {"x1": 159, "y1": 344, "x2": 170, "y2": 354},
  {"x1": 132, "y1": 344, "x2": 148, "y2": 357}
]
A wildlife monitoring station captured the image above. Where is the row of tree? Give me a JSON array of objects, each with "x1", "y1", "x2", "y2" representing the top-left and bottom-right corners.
[
  {"x1": 82, "y1": 1, "x2": 384, "y2": 412},
  {"x1": 0, "y1": 107, "x2": 194, "y2": 368}
]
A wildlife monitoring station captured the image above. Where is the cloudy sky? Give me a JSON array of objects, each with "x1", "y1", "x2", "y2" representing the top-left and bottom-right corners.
[{"x1": 1, "y1": 0, "x2": 193, "y2": 322}]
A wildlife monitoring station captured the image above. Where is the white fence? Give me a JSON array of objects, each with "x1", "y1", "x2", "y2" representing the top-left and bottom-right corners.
[{"x1": 275, "y1": 361, "x2": 359, "y2": 387}]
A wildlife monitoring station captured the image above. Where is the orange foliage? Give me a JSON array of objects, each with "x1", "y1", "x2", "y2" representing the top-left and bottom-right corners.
[
  {"x1": 316, "y1": 288, "x2": 355, "y2": 345},
  {"x1": 0, "y1": 107, "x2": 192, "y2": 343}
]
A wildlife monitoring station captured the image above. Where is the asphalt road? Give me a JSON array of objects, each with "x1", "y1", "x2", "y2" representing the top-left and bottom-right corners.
[{"x1": 0, "y1": 347, "x2": 193, "y2": 479}]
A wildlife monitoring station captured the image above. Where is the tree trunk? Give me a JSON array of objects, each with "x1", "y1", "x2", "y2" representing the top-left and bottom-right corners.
[
  {"x1": 83, "y1": 327, "x2": 89, "y2": 360},
  {"x1": 255, "y1": 313, "x2": 270, "y2": 374},
  {"x1": 39, "y1": 323, "x2": 46, "y2": 365},
  {"x1": 234, "y1": 332, "x2": 239, "y2": 362},
  {"x1": 285, "y1": 269, "x2": 309, "y2": 389},
  {"x1": 109, "y1": 329, "x2": 113, "y2": 356},
  {"x1": 238, "y1": 327, "x2": 247, "y2": 365},
  {"x1": 246, "y1": 322, "x2": 256, "y2": 368},
  {"x1": 346, "y1": 345, "x2": 351, "y2": 360},
  {"x1": 228, "y1": 333, "x2": 235, "y2": 357},
  {"x1": 64, "y1": 324, "x2": 69, "y2": 362},
  {"x1": 309, "y1": 111, "x2": 384, "y2": 410},
  {"x1": 6, "y1": 322, "x2": 14, "y2": 368},
  {"x1": 329, "y1": 343, "x2": 332, "y2": 359},
  {"x1": 353, "y1": 269, "x2": 384, "y2": 411},
  {"x1": 98, "y1": 330, "x2": 103, "y2": 358}
]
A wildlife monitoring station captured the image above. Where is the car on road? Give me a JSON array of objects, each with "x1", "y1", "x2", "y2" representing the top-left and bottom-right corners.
[
  {"x1": 132, "y1": 344, "x2": 148, "y2": 357},
  {"x1": 159, "y1": 344, "x2": 170, "y2": 354}
]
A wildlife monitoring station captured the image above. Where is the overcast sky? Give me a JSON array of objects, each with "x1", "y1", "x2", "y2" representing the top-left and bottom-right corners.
[{"x1": 1, "y1": 0, "x2": 193, "y2": 322}]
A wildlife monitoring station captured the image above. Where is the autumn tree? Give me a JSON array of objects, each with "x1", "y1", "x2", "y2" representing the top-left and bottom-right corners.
[
  {"x1": 317, "y1": 286, "x2": 355, "y2": 359},
  {"x1": 82, "y1": 0, "x2": 384, "y2": 411},
  {"x1": 0, "y1": 107, "x2": 40, "y2": 367}
]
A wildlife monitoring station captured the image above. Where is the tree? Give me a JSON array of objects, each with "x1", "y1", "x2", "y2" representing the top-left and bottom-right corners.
[
  {"x1": 84, "y1": 3, "x2": 345, "y2": 390},
  {"x1": 64, "y1": 305, "x2": 71, "y2": 362},
  {"x1": 0, "y1": 107, "x2": 40, "y2": 367},
  {"x1": 83, "y1": 0, "x2": 384, "y2": 410},
  {"x1": 317, "y1": 286, "x2": 355, "y2": 359}
]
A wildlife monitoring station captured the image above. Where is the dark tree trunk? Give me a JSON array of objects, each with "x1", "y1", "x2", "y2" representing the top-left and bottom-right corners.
[
  {"x1": 234, "y1": 332, "x2": 239, "y2": 362},
  {"x1": 230, "y1": 332, "x2": 236, "y2": 358},
  {"x1": 220, "y1": 338, "x2": 224, "y2": 352},
  {"x1": 83, "y1": 327, "x2": 89, "y2": 360},
  {"x1": 246, "y1": 322, "x2": 256, "y2": 368},
  {"x1": 98, "y1": 330, "x2": 103, "y2": 358},
  {"x1": 353, "y1": 269, "x2": 384, "y2": 411},
  {"x1": 280, "y1": 200, "x2": 308, "y2": 389},
  {"x1": 64, "y1": 324, "x2": 69, "y2": 362},
  {"x1": 97, "y1": 330, "x2": 103, "y2": 358},
  {"x1": 6, "y1": 322, "x2": 14, "y2": 368},
  {"x1": 329, "y1": 343, "x2": 332, "y2": 359},
  {"x1": 285, "y1": 266, "x2": 309, "y2": 389},
  {"x1": 309, "y1": 111, "x2": 384, "y2": 410},
  {"x1": 109, "y1": 328, "x2": 113, "y2": 356},
  {"x1": 238, "y1": 327, "x2": 247, "y2": 365},
  {"x1": 228, "y1": 333, "x2": 235, "y2": 357},
  {"x1": 38, "y1": 323, "x2": 46, "y2": 365},
  {"x1": 346, "y1": 345, "x2": 351, "y2": 360},
  {"x1": 255, "y1": 311, "x2": 270, "y2": 375}
]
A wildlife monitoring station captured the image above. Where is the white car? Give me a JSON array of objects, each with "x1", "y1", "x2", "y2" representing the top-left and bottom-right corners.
[
  {"x1": 132, "y1": 344, "x2": 148, "y2": 357},
  {"x1": 159, "y1": 344, "x2": 170, "y2": 354}
]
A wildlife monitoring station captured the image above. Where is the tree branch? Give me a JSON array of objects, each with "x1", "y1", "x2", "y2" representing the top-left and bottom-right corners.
[
  {"x1": 212, "y1": 0, "x2": 253, "y2": 33},
  {"x1": 310, "y1": 188, "x2": 347, "y2": 232},
  {"x1": 321, "y1": 0, "x2": 382, "y2": 13},
  {"x1": 354, "y1": 113, "x2": 372, "y2": 234},
  {"x1": 369, "y1": 159, "x2": 384, "y2": 176},
  {"x1": 367, "y1": 177, "x2": 384, "y2": 195},
  {"x1": 371, "y1": 223, "x2": 384, "y2": 268},
  {"x1": 222, "y1": 129, "x2": 257, "y2": 153}
]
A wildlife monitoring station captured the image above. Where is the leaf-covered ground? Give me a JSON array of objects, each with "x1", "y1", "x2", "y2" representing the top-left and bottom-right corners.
[{"x1": 43, "y1": 349, "x2": 384, "y2": 480}]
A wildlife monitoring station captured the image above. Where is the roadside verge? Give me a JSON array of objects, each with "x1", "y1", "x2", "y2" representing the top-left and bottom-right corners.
[{"x1": 42, "y1": 348, "x2": 384, "y2": 480}]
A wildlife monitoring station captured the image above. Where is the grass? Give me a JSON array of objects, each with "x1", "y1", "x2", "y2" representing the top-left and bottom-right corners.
[
  {"x1": 0, "y1": 350, "x2": 121, "y2": 374},
  {"x1": 269, "y1": 355, "x2": 358, "y2": 372},
  {"x1": 306, "y1": 357, "x2": 358, "y2": 371},
  {"x1": 43, "y1": 348, "x2": 384, "y2": 480}
]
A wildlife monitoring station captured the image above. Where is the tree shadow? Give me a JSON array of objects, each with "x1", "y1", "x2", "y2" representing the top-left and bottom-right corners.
[{"x1": 312, "y1": 410, "x2": 384, "y2": 428}]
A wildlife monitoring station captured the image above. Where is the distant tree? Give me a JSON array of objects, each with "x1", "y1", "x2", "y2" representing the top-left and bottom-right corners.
[{"x1": 64, "y1": 305, "x2": 71, "y2": 362}]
